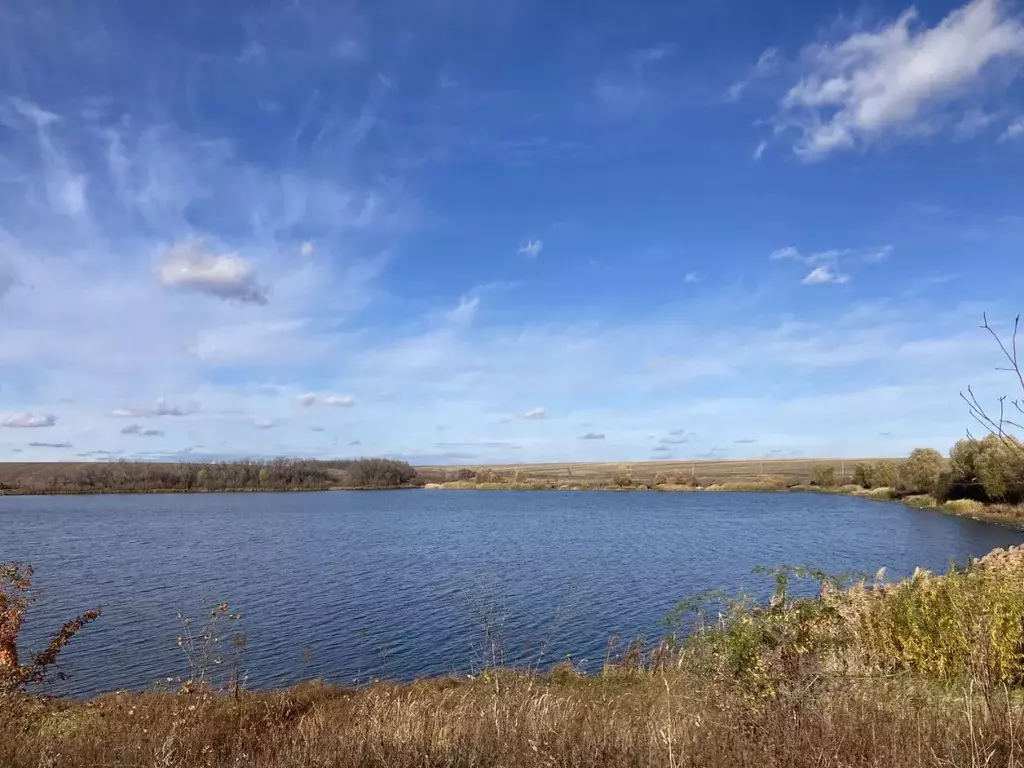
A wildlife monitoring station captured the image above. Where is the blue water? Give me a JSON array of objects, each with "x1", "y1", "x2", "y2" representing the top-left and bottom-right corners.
[{"x1": 2, "y1": 490, "x2": 1021, "y2": 697}]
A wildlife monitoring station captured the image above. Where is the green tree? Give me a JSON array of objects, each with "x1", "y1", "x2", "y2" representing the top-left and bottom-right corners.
[{"x1": 903, "y1": 448, "x2": 945, "y2": 494}]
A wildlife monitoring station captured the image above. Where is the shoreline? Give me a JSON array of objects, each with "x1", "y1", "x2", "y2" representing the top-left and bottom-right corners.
[{"x1": 5, "y1": 480, "x2": 1023, "y2": 529}]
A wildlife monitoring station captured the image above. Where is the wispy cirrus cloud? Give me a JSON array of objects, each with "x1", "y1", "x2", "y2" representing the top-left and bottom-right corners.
[
  {"x1": 28, "y1": 441, "x2": 71, "y2": 448},
  {"x1": 778, "y1": 0, "x2": 1024, "y2": 158},
  {"x1": 771, "y1": 245, "x2": 890, "y2": 284},
  {"x1": 323, "y1": 395, "x2": 355, "y2": 407},
  {"x1": 725, "y1": 47, "x2": 780, "y2": 101},
  {"x1": 111, "y1": 400, "x2": 193, "y2": 418}
]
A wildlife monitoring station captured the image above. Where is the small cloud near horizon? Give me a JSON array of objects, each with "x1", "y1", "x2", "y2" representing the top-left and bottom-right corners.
[
  {"x1": 522, "y1": 407, "x2": 547, "y2": 420},
  {"x1": 580, "y1": 432, "x2": 605, "y2": 440},
  {"x1": 121, "y1": 424, "x2": 164, "y2": 436}
]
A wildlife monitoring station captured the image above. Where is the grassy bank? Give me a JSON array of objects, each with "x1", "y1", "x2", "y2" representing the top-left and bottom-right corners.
[{"x1": 7, "y1": 546, "x2": 1024, "y2": 766}]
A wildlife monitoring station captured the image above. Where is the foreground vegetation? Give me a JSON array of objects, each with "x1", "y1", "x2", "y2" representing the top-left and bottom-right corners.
[
  {"x1": 0, "y1": 458, "x2": 420, "y2": 494},
  {"x1": 7, "y1": 546, "x2": 1024, "y2": 766}
]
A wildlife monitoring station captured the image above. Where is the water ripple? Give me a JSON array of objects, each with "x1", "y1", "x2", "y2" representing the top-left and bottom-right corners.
[{"x1": 1, "y1": 490, "x2": 1022, "y2": 696}]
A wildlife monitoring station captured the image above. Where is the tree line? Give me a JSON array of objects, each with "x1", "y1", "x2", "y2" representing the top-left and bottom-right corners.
[{"x1": 0, "y1": 458, "x2": 420, "y2": 494}]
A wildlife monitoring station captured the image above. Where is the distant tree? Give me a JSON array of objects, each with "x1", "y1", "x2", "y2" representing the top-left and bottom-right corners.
[
  {"x1": 903, "y1": 448, "x2": 946, "y2": 494},
  {"x1": 342, "y1": 458, "x2": 419, "y2": 489}
]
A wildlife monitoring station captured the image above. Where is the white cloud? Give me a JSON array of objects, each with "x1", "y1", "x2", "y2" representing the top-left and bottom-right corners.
[
  {"x1": 300, "y1": 241, "x2": 315, "y2": 256},
  {"x1": 754, "y1": 140, "x2": 768, "y2": 159},
  {"x1": 156, "y1": 238, "x2": 267, "y2": 304},
  {"x1": 1000, "y1": 116, "x2": 1024, "y2": 139},
  {"x1": 580, "y1": 432, "x2": 605, "y2": 440},
  {"x1": 802, "y1": 265, "x2": 850, "y2": 285},
  {"x1": 28, "y1": 441, "x2": 71, "y2": 449},
  {"x1": 522, "y1": 407, "x2": 548, "y2": 420},
  {"x1": 254, "y1": 419, "x2": 275, "y2": 429},
  {"x1": 771, "y1": 245, "x2": 890, "y2": 280},
  {"x1": 445, "y1": 296, "x2": 480, "y2": 324},
  {"x1": 1, "y1": 412, "x2": 57, "y2": 428},
  {"x1": 726, "y1": 47, "x2": 780, "y2": 101},
  {"x1": 111, "y1": 399, "x2": 191, "y2": 418},
  {"x1": 684, "y1": 272, "x2": 701, "y2": 283},
  {"x1": 770, "y1": 246, "x2": 800, "y2": 260},
  {"x1": 518, "y1": 239, "x2": 543, "y2": 258},
  {"x1": 323, "y1": 394, "x2": 355, "y2": 407},
  {"x1": 780, "y1": 0, "x2": 1024, "y2": 158},
  {"x1": 297, "y1": 393, "x2": 318, "y2": 407}
]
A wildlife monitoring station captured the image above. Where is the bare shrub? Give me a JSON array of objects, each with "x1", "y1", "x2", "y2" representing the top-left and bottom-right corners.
[{"x1": 1, "y1": 563, "x2": 99, "y2": 693}]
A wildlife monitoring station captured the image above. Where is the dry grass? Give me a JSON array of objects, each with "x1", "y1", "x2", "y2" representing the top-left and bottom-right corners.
[
  {"x1": 417, "y1": 458, "x2": 887, "y2": 489},
  {"x1": 3, "y1": 672, "x2": 1021, "y2": 768}
]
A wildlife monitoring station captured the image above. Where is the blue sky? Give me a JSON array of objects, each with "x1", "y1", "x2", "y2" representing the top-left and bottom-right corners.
[{"x1": 1, "y1": 0, "x2": 1023, "y2": 464}]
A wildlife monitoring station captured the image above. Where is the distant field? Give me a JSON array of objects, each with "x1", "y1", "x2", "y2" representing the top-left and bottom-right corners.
[{"x1": 415, "y1": 457, "x2": 892, "y2": 486}]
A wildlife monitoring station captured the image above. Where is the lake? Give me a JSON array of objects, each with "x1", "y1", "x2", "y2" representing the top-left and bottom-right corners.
[{"x1": 2, "y1": 490, "x2": 1022, "y2": 697}]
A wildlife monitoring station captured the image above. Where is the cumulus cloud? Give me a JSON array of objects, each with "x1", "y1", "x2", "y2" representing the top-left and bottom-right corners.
[
  {"x1": 121, "y1": 424, "x2": 164, "y2": 436},
  {"x1": 156, "y1": 238, "x2": 267, "y2": 304},
  {"x1": 518, "y1": 239, "x2": 543, "y2": 258},
  {"x1": 300, "y1": 241, "x2": 316, "y2": 256},
  {"x1": 522, "y1": 407, "x2": 547, "y2": 420},
  {"x1": 802, "y1": 265, "x2": 850, "y2": 285},
  {"x1": 323, "y1": 394, "x2": 355, "y2": 407},
  {"x1": 780, "y1": 0, "x2": 1024, "y2": 158},
  {"x1": 1, "y1": 413, "x2": 57, "y2": 428},
  {"x1": 111, "y1": 399, "x2": 191, "y2": 418},
  {"x1": 254, "y1": 419, "x2": 275, "y2": 429},
  {"x1": 297, "y1": 393, "x2": 318, "y2": 407},
  {"x1": 28, "y1": 441, "x2": 71, "y2": 448},
  {"x1": 580, "y1": 432, "x2": 605, "y2": 440}
]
